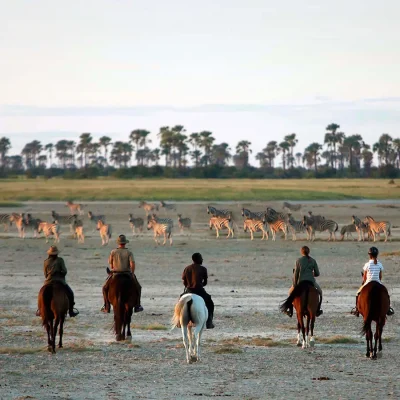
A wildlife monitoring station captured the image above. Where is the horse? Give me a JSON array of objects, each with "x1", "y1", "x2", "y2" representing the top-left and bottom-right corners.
[
  {"x1": 107, "y1": 274, "x2": 136, "y2": 341},
  {"x1": 38, "y1": 282, "x2": 69, "y2": 353},
  {"x1": 358, "y1": 281, "x2": 390, "y2": 359},
  {"x1": 280, "y1": 281, "x2": 319, "y2": 349},
  {"x1": 171, "y1": 294, "x2": 208, "y2": 364}
]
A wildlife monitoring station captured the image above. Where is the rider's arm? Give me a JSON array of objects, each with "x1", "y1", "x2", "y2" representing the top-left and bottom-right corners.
[
  {"x1": 129, "y1": 252, "x2": 135, "y2": 274},
  {"x1": 293, "y1": 261, "x2": 300, "y2": 286},
  {"x1": 203, "y1": 268, "x2": 208, "y2": 287},
  {"x1": 108, "y1": 251, "x2": 114, "y2": 269},
  {"x1": 313, "y1": 259, "x2": 320, "y2": 278},
  {"x1": 182, "y1": 269, "x2": 188, "y2": 287},
  {"x1": 59, "y1": 258, "x2": 67, "y2": 276},
  {"x1": 362, "y1": 270, "x2": 368, "y2": 284},
  {"x1": 379, "y1": 271, "x2": 382, "y2": 281}
]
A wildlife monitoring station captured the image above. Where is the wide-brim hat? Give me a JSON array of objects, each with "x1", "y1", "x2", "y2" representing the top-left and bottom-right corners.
[
  {"x1": 47, "y1": 246, "x2": 59, "y2": 255},
  {"x1": 117, "y1": 235, "x2": 129, "y2": 244}
]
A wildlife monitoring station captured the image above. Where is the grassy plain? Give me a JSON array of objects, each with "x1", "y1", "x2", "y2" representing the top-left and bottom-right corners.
[{"x1": 0, "y1": 178, "x2": 399, "y2": 201}]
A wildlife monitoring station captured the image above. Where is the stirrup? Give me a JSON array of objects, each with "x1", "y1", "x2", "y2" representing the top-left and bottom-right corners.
[
  {"x1": 69, "y1": 308, "x2": 79, "y2": 317},
  {"x1": 350, "y1": 307, "x2": 359, "y2": 316},
  {"x1": 206, "y1": 321, "x2": 215, "y2": 329},
  {"x1": 134, "y1": 305, "x2": 144, "y2": 313},
  {"x1": 101, "y1": 304, "x2": 110, "y2": 313},
  {"x1": 387, "y1": 307, "x2": 395, "y2": 316},
  {"x1": 35, "y1": 309, "x2": 41, "y2": 317},
  {"x1": 316, "y1": 309, "x2": 323, "y2": 317}
]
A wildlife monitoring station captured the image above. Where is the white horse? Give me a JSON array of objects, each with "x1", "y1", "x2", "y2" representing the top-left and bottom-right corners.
[{"x1": 171, "y1": 294, "x2": 208, "y2": 364}]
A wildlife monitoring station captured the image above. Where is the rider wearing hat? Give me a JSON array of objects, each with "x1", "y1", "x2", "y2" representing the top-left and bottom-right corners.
[
  {"x1": 284, "y1": 246, "x2": 323, "y2": 318},
  {"x1": 351, "y1": 246, "x2": 394, "y2": 317},
  {"x1": 36, "y1": 246, "x2": 79, "y2": 317},
  {"x1": 101, "y1": 234, "x2": 143, "y2": 313}
]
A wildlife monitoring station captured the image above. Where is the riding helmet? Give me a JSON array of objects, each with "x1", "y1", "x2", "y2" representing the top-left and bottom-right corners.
[{"x1": 368, "y1": 246, "x2": 379, "y2": 257}]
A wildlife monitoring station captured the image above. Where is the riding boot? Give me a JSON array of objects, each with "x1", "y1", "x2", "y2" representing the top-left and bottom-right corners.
[
  {"x1": 132, "y1": 274, "x2": 143, "y2": 313},
  {"x1": 206, "y1": 312, "x2": 214, "y2": 329},
  {"x1": 351, "y1": 295, "x2": 360, "y2": 317},
  {"x1": 316, "y1": 297, "x2": 323, "y2": 317},
  {"x1": 65, "y1": 285, "x2": 79, "y2": 317},
  {"x1": 285, "y1": 305, "x2": 293, "y2": 318},
  {"x1": 101, "y1": 279, "x2": 111, "y2": 313}
]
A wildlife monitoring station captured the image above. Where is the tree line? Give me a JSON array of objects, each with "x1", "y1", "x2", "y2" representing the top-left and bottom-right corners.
[{"x1": 0, "y1": 123, "x2": 399, "y2": 179}]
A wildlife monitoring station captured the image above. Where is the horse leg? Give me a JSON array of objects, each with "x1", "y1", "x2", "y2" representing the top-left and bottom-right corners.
[
  {"x1": 301, "y1": 320, "x2": 306, "y2": 349},
  {"x1": 49, "y1": 320, "x2": 56, "y2": 353},
  {"x1": 372, "y1": 323, "x2": 379, "y2": 360},
  {"x1": 187, "y1": 325, "x2": 195, "y2": 361},
  {"x1": 46, "y1": 322, "x2": 52, "y2": 348},
  {"x1": 182, "y1": 325, "x2": 191, "y2": 364},
  {"x1": 58, "y1": 316, "x2": 64, "y2": 348},
  {"x1": 309, "y1": 317, "x2": 315, "y2": 347},
  {"x1": 296, "y1": 321, "x2": 302, "y2": 347},
  {"x1": 378, "y1": 322, "x2": 383, "y2": 355},
  {"x1": 126, "y1": 307, "x2": 132, "y2": 340},
  {"x1": 365, "y1": 323, "x2": 371, "y2": 358},
  {"x1": 305, "y1": 316, "x2": 311, "y2": 348}
]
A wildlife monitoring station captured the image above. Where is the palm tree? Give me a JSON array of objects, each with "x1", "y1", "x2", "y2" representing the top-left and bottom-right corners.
[
  {"x1": 284, "y1": 133, "x2": 298, "y2": 168},
  {"x1": 55, "y1": 140, "x2": 70, "y2": 169},
  {"x1": 373, "y1": 134, "x2": 393, "y2": 166},
  {"x1": 199, "y1": 131, "x2": 215, "y2": 167},
  {"x1": 79, "y1": 133, "x2": 93, "y2": 167},
  {"x1": 304, "y1": 142, "x2": 322, "y2": 175},
  {"x1": 158, "y1": 126, "x2": 174, "y2": 166},
  {"x1": 99, "y1": 136, "x2": 112, "y2": 164},
  {"x1": 45, "y1": 143, "x2": 54, "y2": 167},
  {"x1": 393, "y1": 138, "x2": 400, "y2": 169},
  {"x1": 151, "y1": 148, "x2": 161, "y2": 166},
  {"x1": 38, "y1": 155, "x2": 47, "y2": 168},
  {"x1": 279, "y1": 141, "x2": 290, "y2": 171},
  {"x1": 0, "y1": 137, "x2": 11, "y2": 168},
  {"x1": 212, "y1": 143, "x2": 231, "y2": 166},
  {"x1": 295, "y1": 152, "x2": 302, "y2": 167},
  {"x1": 264, "y1": 141, "x2": 279, "y2": 168},
  {"x1": 343, "y1": 134, "x2": 364, "y2": 172},
  {"x1": 324, "y1": 123, "x2": 341, "y2": 169},
  {"x1": 361, "y1": 148, "x2": 373, "y2": 176},
  {"x1": 255, "y1": 152, "x2": 267, "y2": 168},
  {"x1": 189, "y1": 133, "x2": 202, "y2": 167},
  {"x1": 234, "y1": 141, "x2": 252, "y2": 168}
]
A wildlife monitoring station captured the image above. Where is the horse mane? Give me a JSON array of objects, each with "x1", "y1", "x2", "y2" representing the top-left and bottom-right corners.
[{"x1": 279, "y1": 281, "x2": 314, "y2": 313}]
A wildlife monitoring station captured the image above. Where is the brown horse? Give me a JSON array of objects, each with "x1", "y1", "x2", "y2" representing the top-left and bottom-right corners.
[
  {"x1": 280, "y1": 281, "x2": 319, "y2": 348},
  {"x1": 38, "y1": 282, "x2": 69, "y2": 353},
  {"x1": 107, "y1": 274, "x2": 136, "y2": 341},
  {"x1": 358, "y1": 281, "x2": 389, "y2": 359}
]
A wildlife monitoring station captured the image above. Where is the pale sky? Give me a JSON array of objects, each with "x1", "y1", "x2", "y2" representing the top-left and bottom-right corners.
[{"x1": 1, "y1": 0, "x2": 399, "y2": 164}]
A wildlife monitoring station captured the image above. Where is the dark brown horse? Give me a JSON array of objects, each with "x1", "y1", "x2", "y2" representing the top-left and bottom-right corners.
[
  {"x1": 280, "y1": 281, "x2": 319, "y2": 348},
  {"x1": 38, "y1": 282, "x2": 69, "y2": 353},
  {"x1": 358, "y1": 281, "x2": 389, "y2": 359},
  {"x1": 107, "y1": 274, "x2": 136, "y2": 341}
]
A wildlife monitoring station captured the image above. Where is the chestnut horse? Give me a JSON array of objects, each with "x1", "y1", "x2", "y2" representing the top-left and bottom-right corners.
[
  {"x1": 280, "y1": 281, "x2": 319, "y2": 349},
  {"x1": 107, "y1": 274, "x2": 136, "y2": 341},
  {"x1": 38, "y1": 282, "x2": 69, "y2": 353},
  {"x1": 358, "y1": 281, "x2": 389, "y2": 359}
]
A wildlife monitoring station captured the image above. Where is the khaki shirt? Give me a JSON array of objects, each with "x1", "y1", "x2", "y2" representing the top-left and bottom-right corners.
[
  {"x1": 293, "y1": 256, "x2": 320, "y2": 286},
  {"x1": 108, "y1": 248, "x2": 135, "y2": 273},
  {"x1": 44, "y1": 257, "x2": 67, "y2": 283}
]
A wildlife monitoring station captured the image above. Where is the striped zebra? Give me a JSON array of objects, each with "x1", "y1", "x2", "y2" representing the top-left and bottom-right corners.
[
  {"x1": 149, "y1": 213, "x2": 174, "y2": 228},
  {"x1": 364, "y1": 216, "x2": 391, "y2": 242},
  {"x1": 147, "y1": 218, "x2": 173, "y2": 246},
  {"x1": 129, "y1": 214, "x2": 144, "y2": 234},
  {"x1": 307, "y1": 211, "x2": 325, "y2": 223},
  {"x1": 207, "y1": 206, "x2": 232, "y2": 218},
  {"x1": 66, "y1": 201, "x2": 84, "y2": 215},
  {"x1": 51, "y1": 211, "x2": 80, "y2": 233},
  {"x1": 265, "y1": 207, "x2": 287, "y2": 223},
  {"x1": 24, "y1": 213, "x2": 42, "y2": 238},
  {"x1": 282, "y1": 201, "x2": 302, "y2": 212},
  {"x1": 340, "y1": 224, "x2": 357, "y2": 241},
  {"x1": 209, "y1": 216, "x2": 234, "y2": 238},
  {"x1": 351, "y1": 216, "x2": 371, "y2": 242},
  {"x1": 302, "y1": 215, "x2": 338, "y2": 241},
  {"x1": 285, "y1": 213, "x2": 306, "y2": 241},
  {"x1": 96, "y1": 220, "x2": 112, "y2": 246},
  {"x1": 243, "y1": 218, "x2": 269, "y2": 240},
  {"x1": 139, "y1": 201, "x2": 159, "y2": 216},
  {"x1": 241, "y1": 208, "x2": 264, "y2": 221},
  {"x1": 263, "y1": 214, "x2": 287, "y2": 241},
  {"x1": 0, "y1": 213, "x2": 12, "y2": 232},
  {"x1": 9, "y1": 213, "x2": 26, "y2": 238},
  {"x1": 37, "y1": 222, "x2": 60, "y2": 243},
  {"x1": 88, "y1": 211, "x2": 106, "y2": 224},
  {"x1": 177, "y1": 214, "x2": 192, "y2": 234},
  {"x1": 160, "y1": 201, "x2": 176, "y2": 211}
]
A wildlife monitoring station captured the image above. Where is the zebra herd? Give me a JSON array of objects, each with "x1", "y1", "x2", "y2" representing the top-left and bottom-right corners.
[{"x1": 0, "y1": 200, "x2": 393, "y2": 246}]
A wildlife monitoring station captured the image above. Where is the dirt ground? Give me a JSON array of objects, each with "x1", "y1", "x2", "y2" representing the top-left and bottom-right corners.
[{"x1": 0, "y1": 201, "x2": 400, "y2": 400}]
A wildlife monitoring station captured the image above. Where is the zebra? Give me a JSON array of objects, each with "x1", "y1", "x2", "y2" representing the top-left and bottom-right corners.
[
  {"x1": 149, "y1": 213, "x2": 174, "y2": 228},
  {"x1": 364, "y1": 216, "x2": 391, "y2": 242},
  {"x1": 9, "y1": 213, "x2": 26, "y2": 238},
  {"x1": 37, "y1": 222, "x2": 60, "y2": 243},
  {"x1": 307, "y1": 211, "x2": 325, "y2": 223},
  {"x1": 209, "y1": 216, "x2": 234, "y2": 238},
  {"x1": 139, "y1": 201, "x2": 159, "y2": 216},
  {"x1": 285, "y1": 213, "x2": 306, "y2": 241},
  {"x1": 147, "y1": 218, "x2": 173, "y2": 246},
  {"x1": 0, "y1": 213, "x2": 12, "y2": 232},
  {"x1": 340, "y1": 224, "x2": 357, "y2": 241},
  {"x1": 352, "y1": 215, "x2": 371, "y2": 242},
  {"x1": 51, "y1": 211, "x2": 80, "y2": 233},
  {"x1": 177, "y1": 214, "x2": 191, "y2": 234},
  {"x1": 88, "y1": 211, "x2": 106, "y2": 224},
  {"x1": 207, "y1": 206, "x2": 232, "y2": 218},
  {"x1": 24, "y1": 213, "x2": 42, "y2": 238},
  {"x1": 160, "y1": 201, "x2": 176, "y2": 211},
  {"x1": 66, "y1": 201, "x2": 84, "y2": 215},
  {"x1": 282, "y1": 201, "x2": 302, "y2": 212},
  {"x1": 263, "y1": 214, "x2": 287, "y2": 241},
  {"x1": 96, "y1": 220, "x2": 112, "y2": 246},
  {"x1": 265, "y1": 207, "x2": 287, "y2": 223},
  {"x1": 302, "y1": 215, "x2": 338, "y2": 241},
  {"x1": 241, "y1": 208, "x2": 264, "y2": 221},
  {"x1": 243, "y1": 218, "x2": 269, "y2": 240},
  {"x1": 129, "y1": 214, "x2": 144, "y2": 234}
]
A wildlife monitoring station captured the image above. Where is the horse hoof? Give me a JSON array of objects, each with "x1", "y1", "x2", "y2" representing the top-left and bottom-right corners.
[
  {"x1": 296, "y1": 342, "x2": 302, "y2": 347},
  {"x1": 58, "y1": 344, "x2": 63, "y2": 348},
  {"x1": 190, "y1": 355, "x2": 197, "y2": 362},
  {"x1": 365, "y1": 353, "x2": 370, "y2": 358},
  {"x1": 47, "y1": 346, "x2": 52, "y2": 353},
  {"x1": 371, "y1": 355, "x2": 377, "y2": 360},
  {"x1": 115, "y1": 334, "x2": 123, "y2": 342},
  {"x1": 125, "y1": 335, "x2": 132, "y2": 342}
]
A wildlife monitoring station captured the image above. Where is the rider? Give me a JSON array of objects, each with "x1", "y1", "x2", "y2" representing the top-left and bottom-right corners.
[
  {"x1": 351, "y1": 247, "x2": 394, "y2": 317},
  {"x1": 180, "y1": 253, "x2": 215, "y2": 329},
  {"x1": 101, "y1": 234, "x2": 143, "y2": 313},
  {"x1": 284, "y1": 246, "x2": 323, "y2": 318},
  {"x1": 36, "y1": 246, "x2": 79, "y2": 317}
]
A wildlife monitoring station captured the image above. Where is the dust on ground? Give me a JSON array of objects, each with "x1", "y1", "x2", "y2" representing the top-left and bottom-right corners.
[{"x1": 0, "y1": 201, "x2": 400, "y2": 399}]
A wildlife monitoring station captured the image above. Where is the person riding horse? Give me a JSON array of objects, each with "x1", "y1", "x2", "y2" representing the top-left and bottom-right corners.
[
  {"x1": 101, "y1": 234, "x2": 143, "y2": 313},
  {"x1": 36, "y1": 246, "x2": 79, "y2": 318},
  {"x1": 351, "y1": 247, "x2": 394, "y2": 317},
  {"x1": 284, "y1": 246, "x2": 323, "y2": 318},
  {"x1": 179, "y1": 253, "x2": 215, "y2": 329}
]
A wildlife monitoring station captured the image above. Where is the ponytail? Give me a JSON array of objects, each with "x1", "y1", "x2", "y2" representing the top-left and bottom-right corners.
[
  {"x1": 374, "y1": 257, "x2": 377, "y2": 265},
  {"x1": 301, "y1": 246, "x2": 310, "y2": 260}
]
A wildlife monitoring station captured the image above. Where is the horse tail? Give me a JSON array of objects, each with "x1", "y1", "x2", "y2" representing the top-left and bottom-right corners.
[
  {"x1": 39, "y1": 285, "x2": 53, "y2": 327},
  {"x1": 114, "y1": 293, "x2": 124, "y2": 336},
  {"x1": 360, "y1": 283, "x2": 379, "y2": 336},
  {"x1": 279, "y1": 281, "x2": 310, "y2": 313},
  {"x1": 171, "y1": 294, "x2": 193, "y2": 329}
]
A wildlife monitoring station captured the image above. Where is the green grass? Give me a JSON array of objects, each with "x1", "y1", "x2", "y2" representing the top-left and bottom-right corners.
[
  {"x1": 0, "y1": 178, "x2": 399, "y2": 201},
  {"x1": 317, "y1": 335, "x2": 359, "y2": 344},
  {"x1": 218, "y1": 336, "x2": 290, "y2": 348},
  {"x1": 131, "y1": 323, "x2": 168, "y2": 331},
  {"x1": 214, "y1": 347, "x2": 244, "y2": 354},
  {"x1": 0, "y1": 201, "x2": 24, "y2": 207}
]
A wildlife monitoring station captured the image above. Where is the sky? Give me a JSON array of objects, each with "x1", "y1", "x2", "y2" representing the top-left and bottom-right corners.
[{"x1": 1, "y1": 0, "x2": 400, "y2": 165}]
